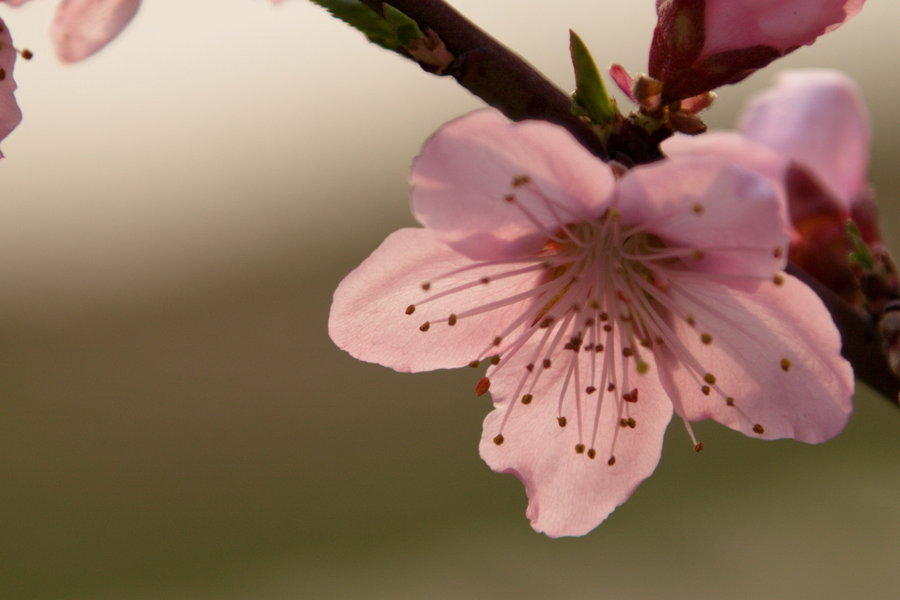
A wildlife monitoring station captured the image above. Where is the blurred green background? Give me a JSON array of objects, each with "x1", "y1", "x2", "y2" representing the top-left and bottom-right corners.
[{"x1": 1, "y1": 1, "x2": 897, "y2": 599}]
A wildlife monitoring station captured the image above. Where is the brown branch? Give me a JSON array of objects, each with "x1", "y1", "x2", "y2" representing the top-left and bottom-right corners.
[
  {"x1": 382, "y1": 0, "x2": 900, "y2": 404},
  {"x1": 788, "y1": 265, "x2": 899, "y2": 403},
  {"x1": 383, "y1": 0, "x2": 608, "y2": 160}
]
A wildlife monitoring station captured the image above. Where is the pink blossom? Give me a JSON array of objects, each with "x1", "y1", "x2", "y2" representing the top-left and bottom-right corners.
[
  {"x1": 0, "y1": 17, "x2": 23, "y2": 157},
  {"x1": 650, "y1": 0, "x2": 865, "y2": 101},
  {"x1": 664, "y1": 70, "x2": 876, "y2": 300},
  {"x1": 329, "y1": 109, "x2": 853, "y2": 537},
  {"x1": 1, "y1": 0, "x2": 141, "y2": 62},
  {"x1": 51, "y1": 0, "x2": 141, "y2": 63}
]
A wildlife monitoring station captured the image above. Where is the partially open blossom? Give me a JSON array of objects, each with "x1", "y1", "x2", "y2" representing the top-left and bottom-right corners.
[
  {"x1": 649, "y1": 0, "x2": 865, "y2": 102},
  {"x1": 0, "y1": 17, "x2": 23, "y2": 156},
  {"x1": 330, "y1": 109, "x2": 853, "y2": 536},
  {"x1": 664, "y1": 70, "x2": 876, "y2": 301}
]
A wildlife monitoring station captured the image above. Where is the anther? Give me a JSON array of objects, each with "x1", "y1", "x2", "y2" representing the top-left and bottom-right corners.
[
  {"x1": 525, "y1": 363, "x2": 534, "y2": 372},
  {"x1": 521, "y1": 394, "x2": 533, "y2": 405},
  {"x1": 420, "y1": 282, "x2": 431, "y2": 291},
  {"x1": 636, "y1": 361, "x2": 649, "y2": 374},
  {"x1": 780, "y1": 358, "x2": 791, "y2": 372},
  {"x1": 700, "y1": 333, "x2": 712, "y2": 345},
  {"x1": 539, "y1": 317, "x2": 554, "y2": 328},
  {"x1": 575, "y1": 444, "x2": 586, "y2": 454},
  {"x1": 773, "y1": 246, "x2": 784, "y2": 258},
  {"x1": 694, "y1": 442, "x2": 705, "y2": 452},
  {"x1": 512, "y1": 175, "x2": 531, "y2": 187},
  {"x1": 468, "y1": 360, "x2": 480, "y2": 368},
  {"x1": 419, "y1": 322, "x2": 431, "y2": 332},
  {"x1": 772, "y1": 274, "x2": 784, "y2": 286},
  {"x1": 480, "y1": 277, "x2": 491, "y2": 284},
  {"x1": 686, "y1": 315, "x2": 696, "y2": 326},
  {"x1": 475, "y1": 377, "x2": 491, "y2": 396},
  {"x1": 752, "y1": 424, "x2": 765, "y2": 434},
  {"x1": 691, "y1": 202, "x2": 705, "y2": 214},
  {"x1": 692, "y1": 249, "x2": 704, "y2": 261},
  {"x1": 622, "y1": 347, "x2": 634, "y2": 357},
  {"x1": 599, "y1": 312, "x2": 609, "y2": 321},
  {"x1": 726, "y1": 397, "x2": 736, "y2": 406},
  {"x1": 447, "y1": 313, "x2": 457, "y2": 326},
  {"x1": 607, "y1": 383, "x2": 616, "y2": 392},
  {"x1": 20, "y1": 48, "x2": 33, "y2": 60},
  {"x1": 0, "y1": 68, "x2": 5, "y2": 81},
  {"x1": 620, "y1": 418, "x2": 629, "y2": 428},
  {"x1": 703, "y1": 373, "x2": 716, "y2": 385},
  {"x1": 607, "y1": 456, "x2": 616, "y2": 466},
  {"x1": 493, "y1": 434, "x2": 505, "y2": 445},
  {"x1": 542, "y1": 358, "x2": 552, "y2": 369},
  {"x1": 492, "y1": 336, "x2": 502, "y2": 346},
  {"x1": 503, "y1": 194, "x2": 515, "y2": 203},
  {"x1": 623, "y1": 388, "x2": 638, "y2": 402},
  {"x1": 490, "y1": 355, "x2": 501, "y2": 365},
  {"x1": 587, "y1": 448, "x2": 597, "y2": 459},
  {"x1": 585, "y1": 386, "x2": 597, "y2": 394},
  {"x1": 603, "y1": 324, "x2": 613, "y2": 332},
  {"x1": 627, "y1": 417, "x2": 636, "y2": 428},
  {"x1": 405, "y1": 305, "x2": 416, "y2": 315},
  {"x1": 595, "y1": 344, "x2": 604, "y2": 353},
  {"x1": 557, "y1": 416, "x2": 567, "y2": 427},
  {"x1": 701, "y1": 385, "x2": 711, "y2": 396}
]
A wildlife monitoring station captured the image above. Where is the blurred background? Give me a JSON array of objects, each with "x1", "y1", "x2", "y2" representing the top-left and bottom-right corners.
[{"x1": 0, "y1": 1, "x2": 897, "y2": 599}]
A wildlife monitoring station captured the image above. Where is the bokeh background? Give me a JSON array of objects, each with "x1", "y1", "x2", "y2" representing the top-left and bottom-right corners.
[{"x1": 1, "y1": 1, "x2": 897, "y2": 599}]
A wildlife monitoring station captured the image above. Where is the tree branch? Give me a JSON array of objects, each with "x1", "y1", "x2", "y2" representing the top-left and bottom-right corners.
[
  {"x1": 383, "y1": 0, "x2": 900, "y2": 404},
  {"x1": 384, "y1": 0, "x2": 608, "y2": 160}
]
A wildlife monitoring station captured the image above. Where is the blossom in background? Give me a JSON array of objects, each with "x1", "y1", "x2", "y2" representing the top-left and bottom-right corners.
[
  {"x1": 649, "y1": 0, "x2": 865, "y2": 102},
  {"x1": 0, "y1": 17, "x2": 22, "y2": 156},
  {"x1": 329, "y1": 109, "x2": 854, "y2": 536},
  {"x1": 664, "y1": 70, "x2": 877, "y2": 301},
  {"x1": 1, "y1": 0, "x2": 140, "y2": 62}
]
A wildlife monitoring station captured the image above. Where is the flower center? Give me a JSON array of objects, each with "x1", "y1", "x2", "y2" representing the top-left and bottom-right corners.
[{"x1": 406, "y1": 174, "x2": 778, "y2": 464}]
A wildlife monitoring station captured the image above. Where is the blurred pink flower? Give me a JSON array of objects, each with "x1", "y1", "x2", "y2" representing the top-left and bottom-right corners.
[
  {"x1": 1, "y1": 0, "x2": 140, "y2": 62},
  {"x1": 650, "y1": 0, "x2": 865, "y2": 101},
  {"x1": 0, "y1": 17, "x2": 23, "y2": 156},
  {"x1": 50, "y1": 0, "x2": 141, "y2": 63},
  {"x1": 329, "y1": 109, "x2": 854, "y2": 537},
  {"x1": 664, "y1": 70, "x2": 877, "y2": 300}
]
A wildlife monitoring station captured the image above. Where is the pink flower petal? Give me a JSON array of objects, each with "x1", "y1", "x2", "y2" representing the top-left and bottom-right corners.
[
  {"x1": 480, "y1": 342, "x2": 672, "y2": 537},
  {"x1": 411, "y1": 109, "x2": 615, "y2": 260},
  {"x1": 616, "y1": 155, "x2": 789, "y2": 278},
  {"x1": 661, "y1": 131, "x2": 787, "y2": 191},
  {"x1": 329, "y1": 228, "x2": 545, "y2": 373},
  {"x1": 702, "y1": 0, "x2": 865, "y2": 58},
  {"x1": 739, "y1": 70, "x2": 870, "y2": 208},
  {"x1": 0, "y1": 18, "x2": 23, "y2": 157},
  {"x1": 50, "y1": 0, "x2": 141, "y2": 63},
  {"x1": 658, "y1": 273, "x2": 853, "y2": 443},
  {"x1": 608, "y1": 63, "x2": 636, "y2": 102}
]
